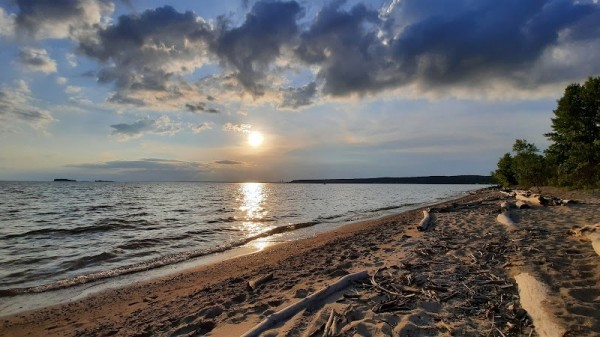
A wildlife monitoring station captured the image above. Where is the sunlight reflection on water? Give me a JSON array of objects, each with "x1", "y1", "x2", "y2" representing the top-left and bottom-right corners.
[{"x1": 238, "y1": 183, "x2": 273, "y2": 240}]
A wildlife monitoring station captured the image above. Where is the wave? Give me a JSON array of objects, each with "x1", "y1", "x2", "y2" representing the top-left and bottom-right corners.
[
  {"x1": 0, "y1": 201, "x2": 423, "y2": 297},
  {"x1": 0, "y1": 219, "x2": 156, "y2": 240},
  {"x1": 0, "y1": 219, "x2": 326, "y2": 297}
]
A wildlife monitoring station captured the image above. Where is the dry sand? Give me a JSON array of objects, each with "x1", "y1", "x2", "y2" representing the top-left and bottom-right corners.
[{"x1": 1, "y1": 187, "x2": 599, "y2": 337}]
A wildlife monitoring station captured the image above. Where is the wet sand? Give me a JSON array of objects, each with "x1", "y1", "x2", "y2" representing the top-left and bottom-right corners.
[{"x1": 1, "y1": 187, "x2": 599, "y2": 336}]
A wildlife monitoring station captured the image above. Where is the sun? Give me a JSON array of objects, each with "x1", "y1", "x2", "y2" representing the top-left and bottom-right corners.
[{"x1": 247, "y1": 131, "x2": 264, "y2": 147}]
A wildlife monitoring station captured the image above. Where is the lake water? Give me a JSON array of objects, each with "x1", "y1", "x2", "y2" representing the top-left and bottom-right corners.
[{"x1": 0, "y1": 182, "x2": 482, "y2": 294}]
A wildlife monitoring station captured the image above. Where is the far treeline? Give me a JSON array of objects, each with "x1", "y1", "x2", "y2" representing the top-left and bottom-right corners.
[{"x1": 492, "y1": 76, "x2": 600, "y2": 188}]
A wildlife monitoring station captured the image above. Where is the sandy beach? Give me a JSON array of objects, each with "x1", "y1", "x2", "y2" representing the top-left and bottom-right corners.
[{"x1": 1, "y1": 187, "x2": 599, "y2": 337}]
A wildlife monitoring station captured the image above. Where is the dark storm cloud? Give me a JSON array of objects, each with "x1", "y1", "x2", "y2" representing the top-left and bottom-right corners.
[
  {"x1": 295, "y1": 2, "x2": 386, "y2": 95},
  {"x1": 78, "y1": 5, "x2": 213, "y2": 103},
  {"x1": 13, "y1": 0, "x2": 598, "y2": 106},
  {"x1": 13, "y1": 0, "x2": 112, "y2": 39},
  {"x1": 280, "y1": 81, "x2": 317, "y2": 108},
  {"x1": 294, "y1": 0, "x2": 600, "y2": 96},
  {"x1": 211, "y1": 0, "x2": 302, "y2": 94}
]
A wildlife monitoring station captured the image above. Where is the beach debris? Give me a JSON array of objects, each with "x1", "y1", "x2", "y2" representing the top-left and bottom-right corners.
[
  {"x1": 497, "y1": 209, "x2": 516, "y2": 228},
  {"x1": 515, "y1": 192, "x2": 547, "y2": 206},
  {"x1": 248, "y1": 272, "x2": 274, "y2": 290},
  {"x1": 515, "y1": 200, "x2": 530, "y2": 209},
  {"x1": 500, "y1": 190, "x2": 516, "y2": 198},
  {"x1": 241, "y1": 270, "x2": 369, "y2": 337},
  {"x1": 417, "y1": 209, "x2": 432, "y2": 231},
  {"x1": 514, "y1": 272, "x2": 567, "y2": 337},
  {"x1": 570, "y1": 223, "x2": 600, "y2": 256}
]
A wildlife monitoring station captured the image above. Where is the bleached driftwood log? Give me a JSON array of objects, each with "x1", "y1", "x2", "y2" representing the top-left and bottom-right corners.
[
  {"x1": 515, "y1": 273, "x2": 566, "y2": 337},
  {"x1": 515, "y1": 200, "x2": 530, "y2": 209},
  {"x1": 500, "y1": 190, "x2": 516, "y2": 197},
  {"x1": 241, "y1": 270, "x2": 369, "y2": 337},
  {"x1": 417, "y1": 210, "x2": 432, "y2": 231},
  {"x1": 497, "y1": 210, "x2": 515, "y2": 228},
  {"x1": 570, "y1": 223, "x2": 600, "y2": 257},
  {"x1": 248, "y1": 273, "x2": 274, "y2": 290},
  {"x1": 516, "y1": 193, "x2": 546, "y2": 206}
]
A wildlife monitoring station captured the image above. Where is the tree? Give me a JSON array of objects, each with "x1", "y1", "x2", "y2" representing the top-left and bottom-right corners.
[
  {"x1": 511, "y1": 139, "x2": 546, "y2": 188},
  {"x1": 545, "y1": 76, "x2": 600, "y2": 187},
  {"x1": 492, "y1": 153, "x2": 517, "y2": 187}
]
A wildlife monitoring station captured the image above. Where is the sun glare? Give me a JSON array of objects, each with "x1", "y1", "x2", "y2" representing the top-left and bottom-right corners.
[{"x1": 247, "y1": 131, "x2": 264, "y2": 147}]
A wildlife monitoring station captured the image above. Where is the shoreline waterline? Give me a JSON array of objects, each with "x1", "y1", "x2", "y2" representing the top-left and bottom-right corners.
[{"x1": 0, "y1": 187, "x2": 486, "y2": 316}]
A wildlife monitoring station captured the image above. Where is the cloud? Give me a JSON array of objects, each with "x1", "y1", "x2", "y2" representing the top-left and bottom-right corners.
[
  {"x1": 0, "y1": 7, "x2": 15, "y2": 38},
  {"x1": 280, "y1": 81, "x2": 317, "y2": 108},
  {"x1": 12, "y1": 0, "x2": 114, "y2": 39},
  {"x1": 8, "y1": 0, "x2": 599, "y2": 108},
  {"x1": 78, "y1": 5, "x2": 213, "y2": 107},
  {"x1": 17, "y1": 47, "x2": 57, "y2": 73},
  {"x1": 214, "y1": 160, "x2": 243, "y2": 165},
  {"x1": 65, "y1": 85, "x2": 82, "y2": 94},
  {"x1": 185, "y1": 102, "x2": 220, "y2": 113},
  {"x1": 55, "y1": 77, "x2": 67, "y2": 85},
  {"x1": 109, "y1": 116, "x2": 182, "y2": 141},
  {"x1": 222, "y1": 122, "x2": 252, "y2": 133},
  {"x1": 67, "y1": 158, "x2": 210, "y2": 181},
  {"x1": 0, "y1": 80, "x2": 54, "y2": 130},
  {"x1": 211, "y1": 0, "x2": 302, "y2": 94},
  {"x1": 296, "y1": 0, "x2": 600, "y2": 97},
  {"x1": 191, "y1": 122, "x2": 213, "y2": 134}
]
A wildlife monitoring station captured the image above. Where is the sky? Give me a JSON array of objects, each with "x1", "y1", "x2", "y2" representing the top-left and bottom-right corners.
[{"x1": 0, "y1": 0, "x2": 599, "y2": 182}]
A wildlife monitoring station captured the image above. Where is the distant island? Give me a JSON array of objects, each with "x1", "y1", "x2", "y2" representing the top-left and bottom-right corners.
[
  {"x1": 95, "y1": 180, "x2": 114, "y2": 182},
  {"x1": 289, "y1": 175, "x2": 493, "y2": 184},
  {"x1": 53, "y1": 178, "x2": 76, "y2": 182}
]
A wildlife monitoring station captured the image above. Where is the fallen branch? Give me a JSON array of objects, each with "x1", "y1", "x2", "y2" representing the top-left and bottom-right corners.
[{"x1": 241, "y1": 270, "x2": 369, "y2": 337}]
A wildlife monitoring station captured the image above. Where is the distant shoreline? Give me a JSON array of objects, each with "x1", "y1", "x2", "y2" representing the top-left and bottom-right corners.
[{"x1": 290, "y1": 175, "x2": 493, "y2": 184}]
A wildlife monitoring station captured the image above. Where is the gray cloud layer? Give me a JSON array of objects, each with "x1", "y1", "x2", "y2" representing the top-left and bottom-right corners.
[{"x1": 7, "y1": 0, "x2": 600, "y2": 105}]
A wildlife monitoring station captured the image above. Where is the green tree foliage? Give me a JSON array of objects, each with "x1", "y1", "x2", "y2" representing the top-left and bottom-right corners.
[
  {"x1": 492, "y1": 153, "x2": 517, "y2": 187},
  {"x1": 492, "y1": 140, "x2": 546, "y2": 187},
  {"x1": 511, "y1": 139, "x2": 546, "y2": 188},
  {"x1": 545, "y1": 77, "x2": 600, "y2": 187}
]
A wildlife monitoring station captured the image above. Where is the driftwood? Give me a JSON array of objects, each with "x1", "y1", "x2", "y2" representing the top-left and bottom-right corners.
[
  {"x1": 515, "y1": 200, "x2": 530, "y2": 209},
  {"x1": 417, "y1": 210, "x2": 432, "y2": 231},
  {"x1": 248, "y1": 273, "x2": 274, "y2": 290},
  {"x1": 500, "y1": 201, "x2": 510, "y2": 211},
  {"x1": 570, "y1": 224, "x2": 600, "y2": 256},
  {"x1": 516, "y1": 193, "x2": 546, "y2": 206},
  {"x1": 241, "y1": 270, "x2": 369, "y2": 337},
  {"x1": 500, "y1": 190, "x2": 516, "y2": 197},
  {"x1": 497, "y1": 211, "x2": 515, "y2": 227},
  {"x1": 515, "y1": 273, "x2": 566, "y2": 337}
]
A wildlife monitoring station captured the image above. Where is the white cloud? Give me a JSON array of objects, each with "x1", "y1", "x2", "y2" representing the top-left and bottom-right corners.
[
  {"x1": 0, "y1": 8, "x2": 15, "y2": 38},
  {"x1": 0, "y1": 80, "x2": 55, "y2": 130},
  {"x1": 56, "y1": 77, "x2": 68, "y2": 85},
  {"x1": 222, "y1": 122, "x2": 252, "y2": 133},
  {"x1": 66, "y1": 85, "x2": 82, "y2": 94},
  {"x1": 191, "y1": 122, "x2": 213, "y2": 134},
  {"x1": 18, "y1": 47, "x2": 57, "y2": 73}
]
